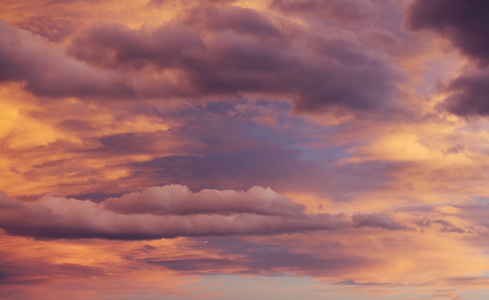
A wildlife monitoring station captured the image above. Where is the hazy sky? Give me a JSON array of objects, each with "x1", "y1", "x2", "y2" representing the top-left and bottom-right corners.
[{"x1": 1, "y1": 0, "x2": 489, "y2": 299}]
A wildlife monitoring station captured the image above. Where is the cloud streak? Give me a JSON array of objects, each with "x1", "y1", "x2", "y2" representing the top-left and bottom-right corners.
[{"x1": 0, "y1": 186, "x2": 352, "y2": 240}]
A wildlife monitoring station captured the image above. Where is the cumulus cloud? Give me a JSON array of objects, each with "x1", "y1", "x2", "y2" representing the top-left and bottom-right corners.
[
  {"x1": 0, "y1": 185, "x2": 413, "y2": 240},
  {"x1": 66, "y1": 5, "x2": 401, "y2": 113},
  {"x1": 0, "y1": 186, "x2": 350, "y2": 240},
  {"x1": 103, "y1": 185, "x2": 305, "y2": 217},
  {"x1": 0, "y1": 3, "x2": 403, "y2": 114}
]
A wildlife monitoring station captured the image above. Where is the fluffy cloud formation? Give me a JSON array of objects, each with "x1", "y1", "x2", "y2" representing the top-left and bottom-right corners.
[
  {"x1": 3, "y1": 0, "x2": 489, "y2": 298},
  {"x1": 0, "y1": 2, "x2": 402, "y2": 114},
  {"x1": 69, "y1": 10, "x2": 400, "y2": 112},
  {"x1": 0, "y1": 185, "x2": 412, "y2": 240},
  {"x1": 0, "y1": 186, "x2": 352, "y2": 239},
  {"x1": 103, "y1": 185, "x2": 305, "y2": 217}
]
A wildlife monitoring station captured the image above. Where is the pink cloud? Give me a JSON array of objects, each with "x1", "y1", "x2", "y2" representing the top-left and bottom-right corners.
[{"x1": 0, "y1": 186, "x2": 351, "y2": 240}]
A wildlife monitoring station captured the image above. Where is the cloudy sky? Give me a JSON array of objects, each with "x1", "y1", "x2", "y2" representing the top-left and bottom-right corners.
[{"x1": 1, "y1": 0, "x2": 489, "y2": 299}]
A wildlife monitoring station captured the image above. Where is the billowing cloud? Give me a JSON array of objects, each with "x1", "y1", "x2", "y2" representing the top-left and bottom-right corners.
[
  {"x1": 0, "y1": 4, "x2": 402, "y2": 115},
  {"x1": 2, "y1": 0, "x2": 489, "y2": 299},
  {"x1": 103, "y1": 185, "x2": 305, "y2": 217},
  {"x1": 0, "y1": 185, "x2": 414, "y2": 240},
  {"x1": 0, "y1": 185, "x2": 351, "y2": 240},
  {"x1": 66, "y1": 5, "x2": 401, "y2": 113}
]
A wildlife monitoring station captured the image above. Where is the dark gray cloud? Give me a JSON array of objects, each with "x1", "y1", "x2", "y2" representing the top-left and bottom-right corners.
[
  {"x1": 66, "y1": 5, "x2": 401, "y2": 113},
  {"x1": 0, "y1": 3, "x2": 403, "y2": 115},
  {"x1": 352, "y1": 212, "x2": 407, "y2": 230},
  {"x1": 442, "y1": 69, "x2": 489, "y2": 116},
  {"x1": 407, "y1": 0, "x2": 489, "y2": 65},
  {"x1": 407, "y1": 0, "x2": 489, "y2": 117},
  {"x1": 0, "y1": 21, "x2": 128, "y2": 98}
]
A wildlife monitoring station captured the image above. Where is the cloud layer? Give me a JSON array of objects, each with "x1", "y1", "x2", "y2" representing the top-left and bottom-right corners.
[
  {"x1": 0, "y1": 3, "x2": 403, "y2": 114},
  {"x1": 2, "y1": 0, "x2": 489, "y2": 299},
  {"x1": 0, "y1": 186, "x2": 351, "y2": 239}
]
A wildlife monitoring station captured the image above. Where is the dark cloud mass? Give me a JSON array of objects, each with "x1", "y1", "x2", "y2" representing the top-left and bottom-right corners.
[
  {"x1": 408, "y1": 0, "x2": 489, "y2": 116},
  {"x1": 0, "y1": 4, "x2": 403, "y2": 114},
  {"x1": 443, "y1": 69, "x2": 489, "y2": 116},
  {"x1": 407, "y1": 0, "x2": 489, "y2": 65},
  {"x1": 0, "y1": 21, "x2": 127, "y2": 97}
]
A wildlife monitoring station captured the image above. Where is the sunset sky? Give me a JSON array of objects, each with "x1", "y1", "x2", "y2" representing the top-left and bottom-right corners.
[{"x1": 1, "y1": 0, "x2": 489, "y2": 299}]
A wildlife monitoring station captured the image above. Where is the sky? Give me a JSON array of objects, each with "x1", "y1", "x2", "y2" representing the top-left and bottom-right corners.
[{"x1": 1, "y1": 0, "x2": 489, "y2": 299}]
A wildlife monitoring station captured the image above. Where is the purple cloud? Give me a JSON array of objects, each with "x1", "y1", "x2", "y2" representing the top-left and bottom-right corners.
[
  {"x1": 352, "y1": 212, "x2": 407, "y2": 230},
  {"x1": 271, "y1": 0, "x2": 377, "y2": 26},
  {"x1": 407, "y1": 0, "x2": 489, "y2": 65},
  {"x1": 0, "y1": 186, "x2": 350, "y2": 240},
  {"x1": 441, "y1": 68, "x2": 489, "y2": 116},
  {"x1": 0, "y1": 21, "x2": 128, "y2": 98},
  {"x1": 407, "y1": 0, "x2": 489, "y2": 117},
  {"x1": 66, "y1": 6, "x2": 401, "y2": 113}
]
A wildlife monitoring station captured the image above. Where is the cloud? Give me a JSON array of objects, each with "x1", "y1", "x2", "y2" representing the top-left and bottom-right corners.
[
  {"x1": 16, "y1": 16, "x2": 76, "y2": 41},
  {"x1": 68, "y1": 23, "x2": 204, "y2": 70},
  {"x1": 442, "y1": 68, "x2": 489, "y2": 116},
  {"x1": 184, "y1": 6, "x2": 281, "y2": 37},
  {"x1": 0, "y1": 186, "x2": 350, "y2": 240},
  {"x1": 407, "y1": 0, "x2": 489, "y2": 117},
  {"x1": 407, "y1": 0, "x2": 489, "y2": 65},
  {"x1": 0, "y1": 21, "x2": 129, "y2": 98},
  {"x1": 270, "y1": 0, "x2": 377, "y2": 26},
  {"x1": 414, "y1": 218, "x2": 466, "y2": 233},
  {"x1": 0, "y1": 3, "x2": 403, "y2": 115},
  {"x1": 352, "y1": 212, "x2": 407, "y2": 230},
  {"x1": 66, "y1": 5, "x2": 401, "y2": 113},
  {"x1": 144, "y1": 237, "x2": 373, "y2": 276},
  {"x1": 103, "y1": 185, "x2": 306, "y2": 217}
]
